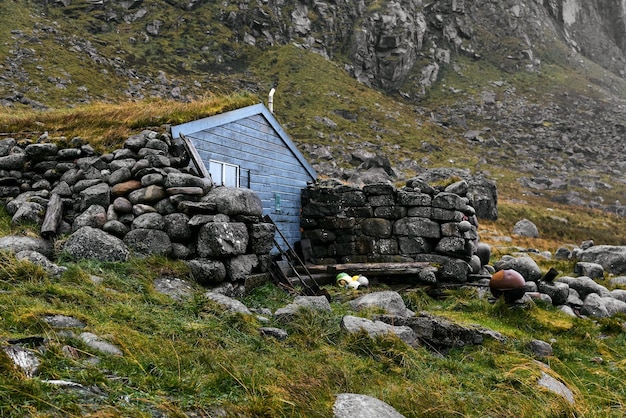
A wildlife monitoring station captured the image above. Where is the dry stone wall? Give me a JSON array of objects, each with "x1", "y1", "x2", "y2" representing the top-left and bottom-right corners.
[
  {"x1": 0, "y1": 130, "x2": 275, "y2": 291},
  {"x1": 300, "y1": 179, "x2": 485, "y2": 283}
]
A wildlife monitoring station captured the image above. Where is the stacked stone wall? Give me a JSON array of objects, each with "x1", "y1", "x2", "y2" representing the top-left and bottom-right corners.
[
  {"x1": 300, "y1": 179, "x2": 483, "y2": 282},
  {"x1": 0, "y1": 130, "x2": 275, "y2": 292}
]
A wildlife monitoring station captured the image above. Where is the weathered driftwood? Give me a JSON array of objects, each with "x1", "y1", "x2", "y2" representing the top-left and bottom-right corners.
[
  {"x1": 41, "y1": 193, "x2": 63, "y2": 238},
  {"x1": 306, "y1": 262, "x2": 435, "y2": 277}
]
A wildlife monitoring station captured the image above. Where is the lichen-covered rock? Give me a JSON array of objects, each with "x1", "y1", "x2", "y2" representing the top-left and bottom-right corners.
[
  {"x1": 201, "y1": 186, "x2": 263, "y2": 216},
  {"x1": 187, "y1": 258, "x2": 227, "y2": 285},
  {"x1": 197, "y1": 222, "x2": 248, "y2": 257},
  {"x1": 63, "y1": 226, "x2": 129, "y2": 262},
  {"x1": 123, "y1": 228, "x2": 172, "y2": 257}
]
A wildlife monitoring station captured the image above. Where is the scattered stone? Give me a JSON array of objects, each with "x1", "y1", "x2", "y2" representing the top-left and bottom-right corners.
[
  {"x1": 333, "y1": 393, "x2": 405, "y2": 418},
  {"x1": 528, "y1": 339, "x2": 553, "y2": 357},
  {"x1": 3, "y1": 345, "x2": 41, "y2": 377},
  {"x1": 537, "y1": 371, "x2": 575, "y2": 405},
  {"x1": 512, "y1": 218, "x2": 539, "y2": 238},
  {"x1": 349, "y1": 291, "x2": 414, "y2": 318},
  {"x1": 340, "y1": 315, "x2": 416, "y2": 346},
  {"x1": 79, "y1": 332, "x2": 123, "y2": 356},
  {"x1": 43, "y1": 315, "x2": 86, "y2": 329},
  {"x1": 153, "y1": 276, "x2": 195, "y2": 301},
  {"x1": 259, "y1": 327, "x2": 288, "y2": 341},
  {"x1": 204, "y1": 291, "x2": 252, "y2": 315}
]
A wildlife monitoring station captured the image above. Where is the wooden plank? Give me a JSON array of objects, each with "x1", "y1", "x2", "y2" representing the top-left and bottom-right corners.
[
  {"x1": 178, "y1": 133, "x2": 209, "y2": 178},
  {"x1": 41, "y1": 193, "x2": 63, "y2": 238},
  {"x1": 190, "y1": 135, "x2": 312, "y2": 179},
  {"x1": 305, "y1": 262, "x2": 435, "y2": 276},
  {"x1": 191, "y1": 128, "x2": 301, "y2": 164}
]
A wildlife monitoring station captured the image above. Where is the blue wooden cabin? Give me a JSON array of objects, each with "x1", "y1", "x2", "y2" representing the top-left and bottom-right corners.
[{"x1": 170, "y1": 103, "x2": 317, "y2": 249}]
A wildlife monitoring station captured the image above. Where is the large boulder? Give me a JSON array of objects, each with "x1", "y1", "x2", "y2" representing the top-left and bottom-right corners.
[
  {"x1": 493, "y1": 255, "x2": 542, "y2": 281},
  {"x1": 197, "y1": 222, "x2": 248, "y2": 257},
  {"x1": 123, "y1": 229, "x2": 172, "y2": 257},
  {"x1": 579, "y1": 245, "x2": 626, "y2": 275},
  {"x1": 201, "y1": 186, "x2": 263, "y2": 216},
  {"x1": 0, "y1": 236, "x2": 54, "y2": 258},
  {"x1": 349, "y1": 291, "x2": 414, "y2": 318},
  {"x1": 63, "y1": 226, "x2": 129, "y2": 262}
]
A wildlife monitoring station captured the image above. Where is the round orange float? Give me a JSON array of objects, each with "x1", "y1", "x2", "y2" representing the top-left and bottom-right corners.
[{"x1": 490, "y1": 269, "x2": 526, "y2": 303}]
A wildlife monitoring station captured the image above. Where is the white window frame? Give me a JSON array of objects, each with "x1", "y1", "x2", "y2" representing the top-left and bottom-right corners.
[{"x1": 209, "y1": 159, "x2": 240, "y2": 187}]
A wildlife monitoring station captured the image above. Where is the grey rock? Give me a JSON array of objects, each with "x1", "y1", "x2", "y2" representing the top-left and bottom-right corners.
[
  {"x1": 513, "y1": 218, "x2": 539, "y2": 237},
  {"x1": 103, "y1": 220, "x2": 130, "y2": 237},
  {"x1": 555, "y1": 247, "x2": 572, "y2": 260},
  {"x1": 574, "y1": 262, "x2": 604, "y2": 279},
  {"x1": 123, "y1": 228, "x2": 172, "y2": 257},
  {"x1": 528, "y1": 339, "x2": 553, "y2": 357},
  {"x1": 163, "y1": 213, "x2": 191, "y2": 242},
  {"x1": 131, "y1": 212, "x2": 165, "y2": 230},
  {"x1": 579, "y1": 245, "x2": 626, "y2": 275},
  {"x1": 581, "y1": 293, "x2": 609, "y2": 318},
  {"x1": 78, "y1": 183, "x2": 110, "y2": 212},
  {"x1": 333, "y1": 393, "x2": 405, "y2": 418},
  {"x1": 247, "y1": 222, "x2": 276, "y2": 254},
  {"x1": 537, "y1": 371, "x2": 575, "y2": 405},
  {"x1": 165, "y1": 172, "x2": 212, "y2": 192},
  {"x1": 79, "y1": 332, "x2": 123, "y2": 356},
  {"x1": 0, "y1": 153, "x2": 26, "y2": 170},
  {"x1": 603, "y1": 297, "x2": 626, "y2": 316},
  {"x1": 153, "y1": 276, "x2": 195, "y2": 301},
  {"x1": 25, "y1": 143, "x2": 58, "y2": 158},
  {"x1": 11, "y1": 201, "x2": 44, "y2": 225},
  {"x1": 109, "y1": 158, "x2": 137, "y2": 172},
  {"x1": 609, "y1": 289, "x2": 626, "y2": 302},
  {"x1": 349, "y1": 291, "x2": 413, "y2": 318},
  {"x1": 225, "y1": 254, "x2": 258, "y2": 281},
  {"x1": 493, "y1": 255, "x2": 542, "y2": 281},
  {"x1": 43, "y1": 315, "x2": 86, "y2": 329},
  {"x1": 0, "y1": 236, "x2": 53, "y2": 258},
  {"x1": 63, "y1": 226, "x2": 130, "y2": 262},
  {"x1": 559, "y1": 305, "x2": 577, "y2": 317},
  {"x1": 557, "y1": 276, "x2": 609, "y2": 298},
  {"x1": 393, "y1": 217, "x2": 441, "y2": 239},
  {"x1": 340, "y1": 315, "x2": 416, "y2": 347},
  {"x1": 15, "y1": 250, "x2": 67, "y2": 277},
  {"x1": 536, "y1": 281, "x2": 569, "y2": 306},
  {"x1": 187, "y1": 258, "x2": 227, "y2": 285},
  {"x1": 201, "y1": 186, "x2": 262, "y2": 216},
  {"x1": 414, "y1": 253, "x2": 471, "y2": 283},
  {"x1": 381, "y1": 312, "x2": 505, "y2": 351},
  {"x1": 274, "y1": 295, "x2": 332, "y2": 322},
  {"x1": 3, "y1": 345, "x2": 41, "y2": 377},
  {"x1": 259, "y1": 327, "x2": 288, "y2": 341},
  {"x1": 204, "y1": 291, "x2": 252, "y2": 315},
  {"x1": 108, "y1": 167, "x2": 132, "y2": 185},
  {"x1": 72, "y1": 204, "x2": 107, "y2": 232},
  {"x1": 128, "y1": 185, "x2": 166, "y2": 205},
  {"x1": 197, "y1": 222, "x2": 248, "y2": 257}
]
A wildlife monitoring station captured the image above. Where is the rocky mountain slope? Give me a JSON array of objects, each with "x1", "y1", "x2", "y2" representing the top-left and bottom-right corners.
[{"x1": 2, "y1": 0, "x2": 626, "y2": 215}]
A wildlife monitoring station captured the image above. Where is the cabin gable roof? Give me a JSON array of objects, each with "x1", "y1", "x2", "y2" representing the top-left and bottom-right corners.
[{"x1": 171, "y1": 103, "x2": 316, "y2": 180}]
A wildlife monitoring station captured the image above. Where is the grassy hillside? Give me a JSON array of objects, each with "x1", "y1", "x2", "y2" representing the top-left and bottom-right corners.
[{"x1": 2, "y1": 209, "x2": 626, "y2": 417}]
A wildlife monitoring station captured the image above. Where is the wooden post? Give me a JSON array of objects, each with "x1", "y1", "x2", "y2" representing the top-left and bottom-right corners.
[{"x1": 41, "y1": 193, "x2": 63, "y2": 239}]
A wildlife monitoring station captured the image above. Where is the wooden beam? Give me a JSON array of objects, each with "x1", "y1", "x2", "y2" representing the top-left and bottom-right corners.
[{"x1": 305, "y1": 262, "x2": 435, "y2": 277}]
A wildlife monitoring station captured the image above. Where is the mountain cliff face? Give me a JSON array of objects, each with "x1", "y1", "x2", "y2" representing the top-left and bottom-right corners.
[
  {"x1": 16, "y1": 0, "x2": 626, "y2": 98},
  {"x1": 218, "y1": 0, "x2": 626, "y2": 94}
]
